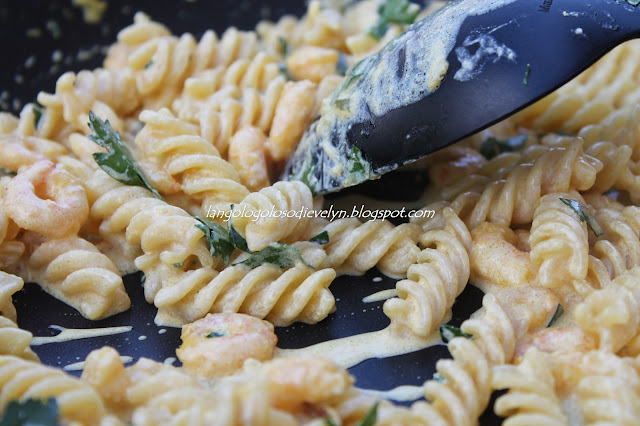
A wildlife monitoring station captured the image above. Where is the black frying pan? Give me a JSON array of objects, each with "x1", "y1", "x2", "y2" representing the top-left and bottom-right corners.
[{"x1": 0, "y1": 1, "x2": 500, "y2": 423}]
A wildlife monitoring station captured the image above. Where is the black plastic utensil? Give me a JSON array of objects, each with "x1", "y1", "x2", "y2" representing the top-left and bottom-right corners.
[{"x1": 282, "y1": 0, "x2": 640, "y2": 194}]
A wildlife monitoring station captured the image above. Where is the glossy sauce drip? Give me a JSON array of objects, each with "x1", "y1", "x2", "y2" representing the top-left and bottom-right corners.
[
  {"x1": 31, "y1": 325, "x2": 133, "y2": 346},
  {"x1": 276, "y1": 327, "x2": 441, "y2": 369}
]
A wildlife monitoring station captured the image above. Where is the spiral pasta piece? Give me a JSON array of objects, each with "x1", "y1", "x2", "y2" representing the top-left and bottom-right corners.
[
  {"x1": 26, "y1": 235, "x2": 130, "y2": 320},
  {"x1": 172, "y1": 51, "x2": 282, "y2": 122},
  {"x1": 151, "y1": 242, "x2": 336, "y2": 327},
  {"x1": 529, "y1": 192, "x2": 590, "y2": 310},
  {"x1": 492, "y1": 348, "x2": 569, "y2": 426},
  {"x1": 413, "y1": 139, "x2": 603, "y2": 230},
  {"x1": 230, "y1": 180, "x2": 316, "y2": 252},
  {"x1": 574, "y1": 267, "x2": 640, "y2": 353},
  {"x1": 383, "y1": 207, "x2": 472, "y2": 338},
  {"x1": 305, "y1": 217, "x2": 423, "y2": 279},
  {"x1": 514, "y1": 39, "x2": 640, "y2": 133},
  {"x1": 0, "y1": 355, "x2": 107, "y2": 425},
  {"x1": 135, "y1": 108, "x2": 249, "y2": 217},
  {"x1": 0, "y1": 272, "x2": 38, "y2": 362},
  {"x1": 572, "y1": 351, "x2": 640, "y2": 425},
  {"x1": 418, "y1": 292, "x2": 547, "y2": 426}
]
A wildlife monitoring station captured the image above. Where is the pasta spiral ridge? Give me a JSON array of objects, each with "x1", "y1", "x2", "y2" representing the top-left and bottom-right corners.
[
  {"x1": 151, "y1": 242, "x2": 336, "y2": 327},
  {"x1": 492, "y1": 348, "x2": 568, "y2": 426},
  {"x1": 383, "y1": 207, "x2": 472, "y2": 338},
  {"x1": 0, "y1": 355, "x2": 106, "y2": 425},
  {"x1": 413, "y1": 139, "x2": 603, "y2": 230},
  {"x1": 135, "y1": 108, "x2": 250, "y2": 217},
  {"x1": 230, "y1": 180, "x2": 317, "y2": 252},
  {"x1": 418, "y1": 294, "x2": 522, "y2": 426},
  {"x1": 26, "y1": 235, "x2": 131, "y2": 320}
]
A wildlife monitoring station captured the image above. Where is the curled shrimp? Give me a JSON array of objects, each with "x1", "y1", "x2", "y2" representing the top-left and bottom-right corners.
[
  {"x1": 3, "y1": 160, "x2": 88, "y2": 238},
  {"x1": 261, "y1": 356, "x2": 354, "y2": 412},
  {"x1": 176, "y1": 313, "x2": 277, "y2": 379}
]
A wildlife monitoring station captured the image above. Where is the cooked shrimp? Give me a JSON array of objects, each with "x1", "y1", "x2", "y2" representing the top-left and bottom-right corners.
[
  {"x1": 3, "y1": 160, "x2": 88, "y2": 238},
  {"x1": 176, "y1": 313, "x2": 277, "y2": 379},
  {"x1": 262, "y1": 356, "x2": 354, "y2": 412}
]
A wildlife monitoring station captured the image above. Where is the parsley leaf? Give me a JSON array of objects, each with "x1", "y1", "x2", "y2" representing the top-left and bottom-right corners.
[
  {"x1": 228, "y1": 222, "x2": 252, "y2": 254},
  {"x1": 194, "y1": 216, "x2": 235, "y2": 266},
  {"x1": 233, "y1": 242, "x2": 313, "y2": 269},
  {"x1": 559, "y1": 198, "x2": 604, "y2": 236},
  {"x1": 547, "y1": 304, "x2": 563, "y2": 327},
  {"x1": 325, "y1": 420, "x2": 340, "y2": 426},
  {"x1": 440, "y1": 324, "x2": 472, "y2": 343},
  {"x1": 480, "y1": 134, "x2": 528, "y2": 160},
  {"x1": 32, "y1": 106, "x2": 43, "y2": 129},
  {"x1": 206, "y1": 331, "x2": 226, "y2": 338},
  {"x1": 357, "y1": 402, "x2": 379, "y2": 426},
  {"x1": 173, "y1": 262, "x2": 184, "y2": 268},
  {"x1": 88, "y1": 111, "x2": 164, "y2": 201},
  {"x1": 0, "y1": 398, "x2": 60, "y2": 426},
  {"x1": 0, "y1": 167, "x2": 16, "y2": 176},
  {"x1": 144, "y1": 60, "x2": 154, "y2": 69},
  {"x1": 369, "y1": 0, "x2": 420, "y2": 40},
  {"x1": 309, "y1": 230, "x2": 330, "y2": 244}
]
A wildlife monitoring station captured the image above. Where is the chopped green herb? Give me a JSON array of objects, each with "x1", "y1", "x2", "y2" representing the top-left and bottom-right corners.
[
  {"x1": 357, "y1": 402, "x2": 379, "y2": 426},
  {"x1": 336, "y1": 53, "x2": 349, "y2": 76},
  {"x1": 368, "y1": 0, "x2": 420, "y2": 39},
  {"x1": 173, "y1": 262, "x2": 184, "y2": 268},
  {"x1": 194, "y1": 216, "x2": 235, "y2": 265},
  {"x1": 559, "y1": 198, "x2": 604, "y2": 237},
  {"x1": 228, "y1": 221, "x2": 252, "y2": 254},
  {"x1": 334, "y1": 97, "x2": 350, "y2": 111},
  {"x1": 345, "y1": 146, "x2": 371, "y2": 186},
  {"x1": 309, "y1": 230, "x2": 329, "y2": 244},
  {"x1": 547, "y1": 304, "x2": 564, "y2": 327},
  {"x1": 233, "y1": 242, "x2": 313, "y2": 269},
  {"x1": 325, "y1": 419, "x2": 340, "y2": 426},
  {"x1": 523, "y1": 63, "x2": 531, "y2": 85},
  {"x1": 278, "y1": 37, "x2": 290, "y2": 56},
  {"x1": 433, "y1": 372, "x2": 446, "y2": 382},
  {"x1": 440, "y1": 324, "x2": 472, "y2": 343},
  {"x1": 206, "y1": 331, "x2": 227, "y2": 338},
  {"x1": 278, "y1": 62, "x2": 292, "y2": 80},
  {"x1": 0, "y1": 167, "x2": 16, "y2": 176},
  {"x1": 0, "y1": 398, "x2": 60, "y2": 426},
  {"x1": 144, "y1": 60, "x2": 154, "y2": 69},
  {"x1": 32, "y1": 106, "x2": 43, "y2": 129},
  {"x1": 88, "y1": 111, "x2": 164, "y2": 201},
  {"x1": 479, "y1": 134, "x2": 528, "y2": 160},
  {"x1": 141, "y1": 273, "x2": 146, "y2": 285}
]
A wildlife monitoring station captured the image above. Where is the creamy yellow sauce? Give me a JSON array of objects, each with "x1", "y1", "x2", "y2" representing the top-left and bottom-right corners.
[
  {"x1": 362, "y1": 289, "x2": 398, "y2": 304},
  {"x1": 63, "y1": 355, "x2": 133, "y2": 371},
  {"x1": 31, "y1": 325, "x2": 133, "y2": 346},
  {"x1": 359, "y1": 385, "x2": 425, "y2": 402},
  {"x1": 276, "y1": 327, "x2": 441, "y2": 370}
]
